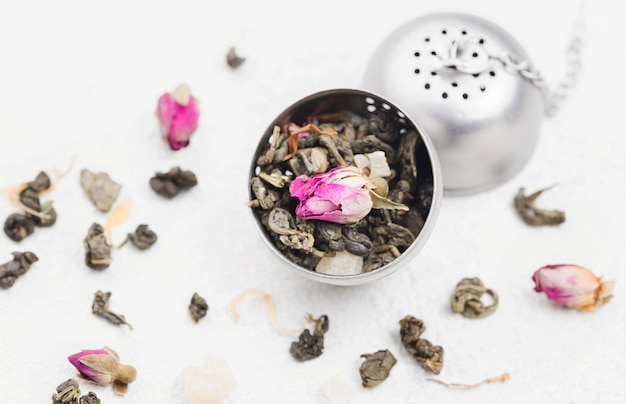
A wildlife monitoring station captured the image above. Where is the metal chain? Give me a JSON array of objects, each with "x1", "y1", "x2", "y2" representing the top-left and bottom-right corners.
[{"x1": 441, "y1": 29, "x2": 583, "y2": 117}]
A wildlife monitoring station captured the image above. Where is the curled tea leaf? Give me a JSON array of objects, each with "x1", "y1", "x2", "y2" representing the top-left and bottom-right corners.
[
  {"x1": 0, "y1": 251, "x2": 38, "y2": 289},
  {"x1": 124, "y1": 224, "x2": 157, "y2": 250},
  {"x1": 79, "y1": 392, "x2": 101, "y2": 404},
  {"x1": 450, "y1": 277, "x2": 498, "y2": 319},
  {"x1": 150, "y1": 167, "x2": 198, "y2": 198},
  {"x1": 399, "y1": 315, "x2": 444, "y2": 375},
  {"x1": 226, "y1": 46, "x2": 246, "y2": 69},
  {"x1": 84, "y1": 223, "x2": 112, "y2": 270},
  {"x1": 290, "y1": 314, "x2": 329, "y2": 362},
  {"x1": 359, "y1": 349, "x2": 397, "y2": 388},
  {"x1": 515, "y1": 186, "x2": 565, "y2": 226},
  {"x1": 3, "y1": 213, "x2": 35, "y2": 242},
  {"x1": 80, "y1": 169, "x2": 122, "y2": 212},
  {"x1": 52, "y1": 378, "x2": 80, "y2": 404},
  {"x1": 92, "y1": 290, "x2": 133, "y2": 330},
  {"x1": 189, "y1": 292, "x2": 209, "y2": 323}
]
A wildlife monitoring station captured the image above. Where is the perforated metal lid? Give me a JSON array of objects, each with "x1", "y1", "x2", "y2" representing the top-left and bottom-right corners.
[{"x1": 363, "y1": 12, "x2": 543, "y2": 194}]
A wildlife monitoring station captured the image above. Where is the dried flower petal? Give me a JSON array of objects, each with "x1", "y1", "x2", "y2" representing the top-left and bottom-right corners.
[
  {"x1": 68, "y1": 346, "x2": 136, "y2": 395},
  {"x1": 428, "y1": 372, "x2": 510, "y2": 389},
  {"x1": 532, "y1": 264, "x2": 615, "y2": 312},
  {"x1": 230, "y1": 288, "x2": 301, "y2": 335},
  {"x1": 105, "y1": 199, "x2": 131, "y2": 239},
  {"x1": 150, "y1": 167, "x2": 198, "y2": 198},
  {"x1": 157, "y1": 84, "x2": 199, "y2": 150},
  {"x1": 0, "y1": 251, "x2": 38, "y2": 288}
]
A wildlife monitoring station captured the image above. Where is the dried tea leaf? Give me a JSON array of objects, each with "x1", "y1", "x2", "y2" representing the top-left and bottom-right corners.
[
  {"x1": 150, "y1": 167, "x2": 198, "y2": 198},
  {"x1": 105, "y1": 199, "x2": 131, "y2": 238},
  {"x1": 189, "y1": 292, "x2": 209, "y2": 323},
  {"x1": 428, "y1": 372, "x2": 510, "y2": 389},
  {"x1": 359, "y1": 350, "x2": 397, "y2": 388},
  {"x1": 515, "y1": 186, "x2": 565, "y2": 226},
  {"x1": 25, "y1": 171, "x2": 51, "y2": 193},
  {"x1": 0, "y1": 251, "x2": 38, "y2": 289},
  {"x1": 450, "y1": 277, "x2": 499, "y2": 319},
  {"x1": 92, "y1": 290, "x2": 133, "y2": 329},
  {"x1": 290, "y1": 314, "x2": 329, "y2": 361},
  {"x1": 123, "y1": 224, "x2": 157, "y2": 250},
  {"x1": 84, "y1": 223, "x2": 112, "y2": 270},
  {"x1": 230, "y1": 288, "x2": 301, "y2": 335},
  {"x1": 399, "y1": 315, "x2": 444, "y2": 375},
  {"x1": 79, "y1": 392, "x2": 101, "y2": 404},
  {"x1": 52, "y1": 378, "x2": 81, "y2": 404},
  {"x1": 3, "y1": 213, "x2": 35, "y2": 242},
  {"x1": 81, "y1": 169, "x2": 122, "y2": 212},
  {"x1": 226, "y1": 46, "x2": 246, "y2": 69}
]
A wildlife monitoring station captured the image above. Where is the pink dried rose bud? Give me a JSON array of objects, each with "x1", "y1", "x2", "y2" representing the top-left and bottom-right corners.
[
  {"x1": 532, "y1": 264, "x2": 615, "y2": 312},
  {"x1": 157, "y1": 84, "x2": 199, "y2": 150},
  {"x1": 68, "y1": 346, "x2": 137, "y2": 395},
  {"x1": 289, "y1": 166, "x2": 408, "y2": 225}
]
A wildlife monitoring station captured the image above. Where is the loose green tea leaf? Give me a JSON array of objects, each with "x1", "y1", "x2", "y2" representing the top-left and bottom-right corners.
[
  {"x1": 84, "y1": 223, "x2": 112, "y2": 270},
  {"x1": 399, "y1": 315, "x2": 444, "y2": 375},
  {"x1": 149, "y1": 167, "x2": 197, "y2": 198},
  {"x1": 3, "y1": 213, "x2": 35, "y2": 242},
  {"x1": 189, "y1": 292, "x2": 209, "y2": 323},
  {"x1": 92, "y1": 290, "x2": 133, "y2": 329},
  {"x1": 0, "y1": 251, "x2": 38, "y2": 289},
  {"x1": 226, "y1": 46, "x2": 246, "y2": 69},
  {"x1": 514, "y1": 186, "x2": 565, "y2": 226},
  {"x1": 122, "y1": 224, "x2": 157, "y2": 250},
  {"x1": 79, "y1": 392, "x2": 101, "y2": 404},
  {"x1": 450, "y1": 277, "x2": 499, "y2": 319},
  {"x1": 290, "y1": 314, "x2": 329, "y2": 362},
  {"x1": 359, "y1": 349, "x2": 397, "y2": 388},
  {"x1": 80, "y1": 169, "x2": 122, "y2": 212},
  {"x1": 52, "y1": 378, "x2": 80, "y2": 404}
]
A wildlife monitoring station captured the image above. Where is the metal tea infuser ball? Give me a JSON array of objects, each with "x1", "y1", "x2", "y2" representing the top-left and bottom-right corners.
[{"x1": 363, "y1": 12, "x2": 581, "y2": 194}]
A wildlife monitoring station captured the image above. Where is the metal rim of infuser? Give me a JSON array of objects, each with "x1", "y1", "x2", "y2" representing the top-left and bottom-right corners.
[
  {"x1": 363, "y1": 12, "x2": 544, "y2": 195},
  {"x1": 249, "y1": 88, "x2": 442, "y2": 286}
]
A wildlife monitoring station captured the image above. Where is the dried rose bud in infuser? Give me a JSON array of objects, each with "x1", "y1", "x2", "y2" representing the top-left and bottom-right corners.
[
  {"x1": 68, "y1": 346, "x2": 137, "y2": 395},
  {"x1": 289, "y1": 166, "x2": 408, "y2": 225},
  {"x1": 532, "y1": 264, "x2": 615, "y2": 312},
  {"x1": 157, "y1": 84, "x2": 200, "y2": 150}
]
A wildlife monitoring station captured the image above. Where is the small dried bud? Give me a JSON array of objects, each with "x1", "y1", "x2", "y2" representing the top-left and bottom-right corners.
[
  {"x1": 532, "y1": 264, "x2": 615, "y2": 312},
  {"x1": 68, "y1": 346, "x2": 137, "y2": 395}
]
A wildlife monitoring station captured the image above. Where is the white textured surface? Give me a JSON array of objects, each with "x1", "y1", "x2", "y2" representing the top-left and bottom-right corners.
[{"x1": 1, "y1": 1, "x2": 625, "y2": 403}]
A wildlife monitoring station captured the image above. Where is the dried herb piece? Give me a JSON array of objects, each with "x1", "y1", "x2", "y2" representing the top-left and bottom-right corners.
[
  {"x1": 84, "y1": 223, "x2": 112, "y2": 270},
  {"x1": 150, "y1": 166, "x2": 197, "y2": 197},
  {"x1": 399, "y1": 315, "x2": 444, "y2": 375},
  {"x1": 428, "y1": 372, "x2": 510, "y2": 389},
  {"x1": 230, "y1": 288, "x2": 301, "y2": 335},
  {"x1": 450, "y1": 277, "x2": 498, "y2": 319},
  {"x1": 122, "y1": 224, "x2": 157, "y2": 250},
  {"x1": 52, "y1": 378, "x2": 80, "y2": 404},
  {"x1": 0, "y1": 251, "x2": 38, "y2": 289},
  {"x1": 79, "y1": 392, "x2": 100, "y2": 404},
  {"x1": 3, "y1": 213, "x2": 35, "y2": 242},
  {"x1": 515, "y1": 186, "x2": 565, "y2": 226},
  {"x1": 189, "y1": 292, "x2": 209, "y2": 323},
  {"x1": 290, "y1": 314, "x2": 329, "y2": 361},
  {"x1": 359, "y1": 349, "x2": 397, "y2": 388},
  {"x1": 68, "y1": 346, "x2": 137, "y2": 395},
  {"x1": 92, "y1": 290, "x2": 133, "y2": 329},
  {"x1": 80, "y1": 169, "x2": 122, "y2": 212},
  {"x1": 226, "y1": 46, "x2": 246, "y2": 69}
]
